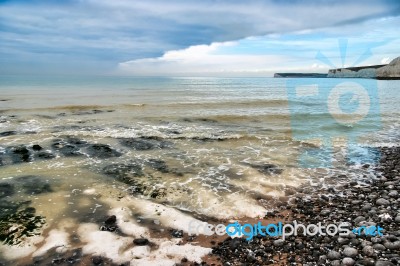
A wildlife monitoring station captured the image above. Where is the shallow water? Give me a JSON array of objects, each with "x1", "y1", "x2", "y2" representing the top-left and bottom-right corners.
[{"x1": 0, "y1": 76, "x2": 399, "y2": 264}]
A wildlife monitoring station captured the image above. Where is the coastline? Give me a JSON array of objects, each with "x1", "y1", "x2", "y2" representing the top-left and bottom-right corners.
[
  {"x1": 2, "y1": 146, "x2": 398, "y2": 265},
  {"x1": 0, "y1": 77, "x2": 399, "y2": 265},
  {"x1": 210, "y1": 146, "x2": 400, "y2": 266}
]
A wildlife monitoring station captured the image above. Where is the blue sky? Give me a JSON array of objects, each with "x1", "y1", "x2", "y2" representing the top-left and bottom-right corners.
[{"x1": 0, "y1": 0, "x2": 399, "y2": 76}]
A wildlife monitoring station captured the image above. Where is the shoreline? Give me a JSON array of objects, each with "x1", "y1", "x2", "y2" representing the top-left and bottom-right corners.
[
  {"x1": 3, "y1": 146, "x2": 398, "y2": 265},
  {"x1": 209, "y1": 146, "x2": 400, "y2": 266}
]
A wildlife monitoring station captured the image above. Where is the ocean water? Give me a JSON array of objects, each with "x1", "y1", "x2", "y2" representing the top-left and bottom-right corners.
[{"x1": 0, "y1": 75, "x2": 399, "y2": 263}]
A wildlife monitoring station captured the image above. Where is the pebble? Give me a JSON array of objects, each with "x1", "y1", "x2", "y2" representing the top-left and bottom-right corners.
[
  {"x1": 373, "y1": 243, "x2": 386, "y2": 251},
  {"x1": 376, "y1": 198, "x2": 390, "y2": 206},
  {"x1": 362, "y1": 245, "x2": 375, "y2": 256},
  {"x1": 342, "y1": 257, "x2": 355, "y2": 266},
  {"x1": 273, "y1": 239, "x2": 284, "y2": 247},
  {"x1": 133, "y1": 238, "x2": 149, "y2": 246},
  {"x1": 211, "y1": 146, "x2": 400, "y2": 265},
  {"x1": 327, "y1": 250, "x2": 341, "y2": 260},
  {"x1": 343, "y1": 247, "x2": 358, "y2": 258},
  {"x1": 375, "y1": 261, "x2": 395, "y2": 266}
]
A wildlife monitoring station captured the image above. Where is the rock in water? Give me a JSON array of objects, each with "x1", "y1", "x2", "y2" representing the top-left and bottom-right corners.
[
  {"x1": 133, "y1": 238, "x2": 149, "y2": 246},
  {"x1": 86, "y1": 144, "x2": 122, "y2": 158}
]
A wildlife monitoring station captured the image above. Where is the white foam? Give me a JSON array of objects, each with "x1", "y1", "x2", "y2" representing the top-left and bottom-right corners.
[
  {"x1": 0, "y1": 235, "x2": 43, "y2": 261},
  {"x1": 83, "y1": 188, "x2": 96, "y2": 195},
  {"x1": 109, "y1": 207, "x2": 150, "y2": 237},
  {"x1": 78, "y1": 223, "x2": 147, "y2": 263},
  {"x1": 77, "y1": 222, "x2": 210, "y2": 265},
  {"x1": 106, "y1": 197, "x2": 205, "y2": 232},
  {"x1": 32, "y1": 229, "x2": 70, "y2": 257}
]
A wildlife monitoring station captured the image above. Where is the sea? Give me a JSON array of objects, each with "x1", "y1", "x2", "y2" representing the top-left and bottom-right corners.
[{"x1": 0, "y1": 75, "x2": 399, "y2": 264}]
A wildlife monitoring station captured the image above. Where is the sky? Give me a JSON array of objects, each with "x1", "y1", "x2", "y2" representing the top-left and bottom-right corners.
[{"x1": 1, "y1": 0, "x2": 400, "y2": 77}]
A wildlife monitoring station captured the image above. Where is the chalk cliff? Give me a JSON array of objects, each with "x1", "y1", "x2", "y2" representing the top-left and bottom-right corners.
[
  {"x1": 327, "y1": 57, "x2": 400, "y2": 79},
  {"x1": 376, "y1": 57, "x2": 400, "y2": 79}
]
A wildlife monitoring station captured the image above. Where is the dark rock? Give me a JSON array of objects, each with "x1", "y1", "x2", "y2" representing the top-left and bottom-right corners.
[
  {"x1": 337, "y1": 237, "x2": 351, "y2": 246},
  {"x1": 0, "y1": 131, "x2": 17, "y2": 137},
  {"x1": 0, "y1": 183, "x2": 14, "y2": 198},
  {"x1": 32, "y1": 144, "x2": 43, "y2": 151},
  {"x1": 383, "y1": 241, "x2": 400, "y2": 250},
  {"x1": 273, "y1": 239, "x2": 284, "y2": 247},
  {"x1": 375, "y1": 261, "x2": 395, "y2": 266},
  {"x1": 320, "y1": 209, "x2": 330, "y2": 216},
  {"x1": 327, "y1": 250, "x2": 341, "y2": 260},
  {"x1": 388, "y1": 191, "x2": 398, "y2": 198},
  {"x1": 100, "y1": 215, "x2": 117, "y2": 232},
  {"x1": 119, "y1": 137, "x2": 172, "y2": 150},
  {"x1": 51, "y1": 137, "x2": 88, "y2": 156},
  {"x1": 171, "y1": 229, "x2": 183, "y2": 238},
  {"x1": 15, "y1": 176, "x2": 52, "y2": 195},
  {"x1": 104, "y1": 215, "x2": 116, "y2": 225},
  {"x1": 363, "y1": 245, "x2": 375, "y2": 257},
  {"x1": 376, "y1": 198, "x2": 390, "y2": 206},
  {"x1": 249, "y1": 163, "x2": 283, "y2": 175},
  {"x1": 63, "y1": 137, "x2": 87, "y2": 146},
  {"x1": 34, "y1": 151, "x2": 55, "y2": 160},
  {"x1": 103, "y1": 163, "x2": 144, "y2": 184},
  {"x1": 343, "y1": 247, "x2": 358, "y2": 258},
  {"x1": 91, "y1": 256, "x2": 103, "y2": 265},
  {"x1": 86, "y1": 144, "x2": 122, "y2": 158},
  {"x1": 0, "y1": 205, "x2": 45, "y2": 245},
  {"x1": 7, "y1": 145, "x2": 31, "y2": 163},
  {"x1": 373, "y1": 244, "x2": 386, "y2": 251},
  {"x1": 354, "y1": 216, "x2": 366, "y2": 224},
  {"x1": 52, "y1": 141, "x2": 82, "y2": 157},
  {"x1": 360, "y1": 258, "x2": 375, "y2": 266},
  {"x1": 145, "y1": 159, "x2": 169, "y2": 173},
  {"x1": 342, "y1": 257, "x2": 355, "y2": 265},
  {"x1": 133, "y1": 238, "x2": 149, "y2": 246}
]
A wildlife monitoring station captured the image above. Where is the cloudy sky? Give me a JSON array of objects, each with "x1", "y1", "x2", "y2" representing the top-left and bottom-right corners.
[{"x1": 1, "y1": 0, "x2": 399, "y2": 76}]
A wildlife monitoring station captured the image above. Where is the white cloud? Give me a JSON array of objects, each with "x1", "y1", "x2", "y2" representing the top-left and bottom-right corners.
[
  {"x1": 118, "y1": 41, "x2": 312, "y2": 76},
  {"x1": 1, "y1": 0, "x2": 399, "y2": 74},
  {"x1": 117, "y1": 22, "x2": 400, "y2": 77}
]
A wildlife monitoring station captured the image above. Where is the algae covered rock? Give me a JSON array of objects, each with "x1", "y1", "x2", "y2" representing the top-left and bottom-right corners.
[{"x1": 0, "y1": 201, "x2": 45, "y2": 245}]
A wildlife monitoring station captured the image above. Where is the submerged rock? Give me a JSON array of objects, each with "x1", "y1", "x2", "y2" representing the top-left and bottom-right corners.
[
  {"x1": 133, "y1": 238, "x2": 149, "y2": 246},
  {"x1": 119, "y1": 137, "x2": 173, "y2": 150},
  {"x1": 15, "y1": 176, "x2": 52, "y2": 195},
  {"x1": 6, "y1": 145, "x2": 31, "y2": 164},
  {"x1": 103, "y1": 163, "x2": 144, "y2": 181},
  {"x1": 32, "y1": 144, "x2": 42, "y2": 151},
  {"x1": 34, "y1": 151, "x2": 56, "y2": 160},
  {"x1": 102, "y1": 162, "x2": 183, "y2": 199},
  {"x1": 100, "y1": 215, "x2": 117, "y2": 232},
  {"x1": 51, "y1": 137, "x2": 90, "y2": 157},
  {"x1": 248, "y1": 163, "x2": 283, "y2": 175},
  {"x1": 0, "y1": 131, "x2": 17, "y2": 137},
  {"x1": 0, "y1": 183, "x2": 14, "y2": 199},
  {"x1": 0, "y1": 203, "x2": 45, "y2": 245},
  {"x1": 0, "y1": 144, "x2": 55, "y2": 166},
  {"x1": 52, "y1": 142, "x2": 82, "y2": 157},
  {"x1": 86, "y1": 144, "x2": 122, "y2": 158},
  {"x1": 145, "y1": 159, "x2": 169, "y2": 173}
]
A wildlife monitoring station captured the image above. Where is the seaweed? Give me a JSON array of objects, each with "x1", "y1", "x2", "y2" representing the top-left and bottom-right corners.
[{"x1": 0, "y1": 201, "x2": 45, "y2": 245}]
